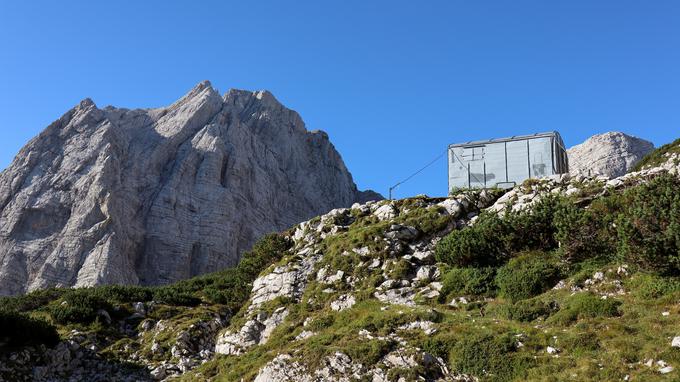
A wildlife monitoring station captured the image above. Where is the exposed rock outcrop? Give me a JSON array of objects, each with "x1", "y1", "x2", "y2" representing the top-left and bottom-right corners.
[
  {"x1": 0, "y1": 81, "x2": 380, "y2": 295},
  {"x1": 2, "y1": 147, "x2": 679, "y2": 381},
  {"x1": 567, "y1": 131, "x2": 654, "y2": 177}
]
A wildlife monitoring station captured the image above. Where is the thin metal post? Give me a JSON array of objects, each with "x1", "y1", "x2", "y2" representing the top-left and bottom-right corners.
[
  {"x1": 483, "y1": 161, "x2": 487, "y2": 187},
  {"x1": 504, "y1": 141, "x2": 508, "y2": 182},
  {"x1": 527, "y1": 139, "x2": 531, "y2": 178},
  {"x1": 467, "y1": 162, "x2": 471, "y2": 188}
]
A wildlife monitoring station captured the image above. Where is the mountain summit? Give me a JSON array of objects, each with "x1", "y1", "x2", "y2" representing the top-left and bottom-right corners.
[
  {"x1": 0, "y1": 82, "x2": 380, "y2": 295},
  {"x1": 567, "y1": 131, "x2": 654, "y2": 177}
]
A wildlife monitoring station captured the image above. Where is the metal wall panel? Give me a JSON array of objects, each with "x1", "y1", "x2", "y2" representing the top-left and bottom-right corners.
[
  {"x1": 468, "y1": 156, "x2": 485, "y2": 188},
  {"x1": 484, "y1": 142, "x2": 507, "y2": 186},
  {"x1": 505, "y1": 140, "x2": 529, "y2": 184},
  {"x1": 528, "y1": 137, "x2": 553, "y2": 178},
  {"x1": 448, "y1": 147, "x2": 468, "y2": 190}
]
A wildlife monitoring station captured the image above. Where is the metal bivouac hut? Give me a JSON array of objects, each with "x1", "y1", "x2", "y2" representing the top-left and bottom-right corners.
[{"x1": 448, "y1": 131, "x2": 569, "y2": 191}]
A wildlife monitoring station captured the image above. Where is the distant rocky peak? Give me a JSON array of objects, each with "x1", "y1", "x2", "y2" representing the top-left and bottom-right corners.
[{"x1": 567, "y1": 131, "x2": 654, "y2": 178}]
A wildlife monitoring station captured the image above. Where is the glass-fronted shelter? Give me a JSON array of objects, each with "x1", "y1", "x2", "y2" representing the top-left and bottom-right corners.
[{"x1": 448, "y1": 131, "x2": 569, "y2": 191}]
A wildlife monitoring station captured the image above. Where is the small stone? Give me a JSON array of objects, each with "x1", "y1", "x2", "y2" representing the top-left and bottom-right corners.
[
  {"x1": 352, "y1": 246, "x2": 371, "y2": 258},
  {"x1": 330, "y1": 294, "x2": 356, "y2": 311},
  {"x1": 133, "y1": 302, "x2": 146, "y2": 316},
  {"x1": 672, "y1": 336, "x2": 680, "y2": 348},
  {"x1": 546, "y1": 346, "x2": 559, "y2": 354},
  {"x1": 374, "y1": 204, "x2": 398, "y2": 221},
  {"x1": 295, "y1": 330, "x2": 315, "y2": 340}
]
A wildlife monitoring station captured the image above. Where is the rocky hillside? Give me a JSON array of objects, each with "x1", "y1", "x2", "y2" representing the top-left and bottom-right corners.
[
  {"x1": 1, "y1": 139, "x2": 679, "y2": 381},
  {"x1": 0, "y1": 81, "x2": 379, "y2": 295},
  {"x1": 567, "y1": 131, "x2": 654, "y2": 177}
]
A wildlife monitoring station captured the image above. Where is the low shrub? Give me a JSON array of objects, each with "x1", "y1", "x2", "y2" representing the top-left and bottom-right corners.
[
  {"x1": 616, "y1": 175, "x2": 680, "y2": 275},
  {"x1": 569, "y1": 293, "x2": 621, "y2": 318},
  {"x1": 49, "y1": 289, "x2": 114, "y2": 324},
  {"x1": 440, "y1": 267, "x2": 497, "y2": 299},
  {"x1": 345, "y1": 339, "x2": 395, "y2": 366},
  {"x1": 495, "y1": 252, "x2": 561, "y2": 302},
  {"x1": 436, "y1": 196, "x2": 565, "y2": 268},
  {"x1": 91, "y1": 285, "x2": 153, "y2": 304},
  {"x1": 435, "y1": 213, "x2": 508, "y2": 267},
  {"x1": 553, "y1": 200, "x2": 616, "y2": 264},
  {"x1": 501, "y1": 196, "x2": 562, "y2": 253},
  {"x1": 503, "y1": 298, "x2": 553, "y2": 322},
  {"x1": 0, "y1": 288, "x2": 66, "y2": 313},
  {"x1": 387, "y1": 259, "x2": 414, "y2": 280},
  {"x1": 626, "y1": 273, "x2": 680, "y2": 299},
  {"x1": 0, "y1": 311, "x2": 60, "y2": 348},
  {"x1": 235, "y1": 234, "x2": 291, "y2": 280},
  {"x1": 449, "y1": 332, "x2": 533, "y2": 381},
  {"x1": 421, "y1": 334, "x2": 456, "y2": 360},
  {"x1": 152, "y1": 287, "x2": 201, "y2": 307},
  {"x1": 548, "y1": 293, "x2": 621, "y2": 325}
]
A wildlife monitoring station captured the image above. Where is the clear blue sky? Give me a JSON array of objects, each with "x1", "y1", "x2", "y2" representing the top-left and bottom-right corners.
[{"x1": 1, "y1": 1, "x2": 678, "y2": 198}]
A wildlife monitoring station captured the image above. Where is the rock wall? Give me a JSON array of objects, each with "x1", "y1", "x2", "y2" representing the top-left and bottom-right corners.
[
  {"x1": 567, "y1": 131, "x2": 654, "y2": 177},
  {"x1": 0, "y1": 81, "x2": 380, "y2": 295}
]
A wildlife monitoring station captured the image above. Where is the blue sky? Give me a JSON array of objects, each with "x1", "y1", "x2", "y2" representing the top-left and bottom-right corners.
[{"x1": 1, "y1": 1, "x2": 678, "y2": 198}]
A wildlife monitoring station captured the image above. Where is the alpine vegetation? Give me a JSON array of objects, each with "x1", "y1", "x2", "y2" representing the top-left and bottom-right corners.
[{"x1": 1, "y1": 138, "x2": 679, "y2": 381}]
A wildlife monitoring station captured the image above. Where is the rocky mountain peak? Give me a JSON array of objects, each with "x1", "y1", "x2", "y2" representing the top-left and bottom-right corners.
[
  {"x1": 567, "y1": 131, "x2": 654, "y2": 178},
  {"x1": 0, "y1": 82, "x2": 380, "y2": 295}
]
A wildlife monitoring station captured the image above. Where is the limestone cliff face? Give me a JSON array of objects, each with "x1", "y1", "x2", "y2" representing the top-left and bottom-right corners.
[
  {"x1": 567, "y1": 132, "x2": 654, "y2": 178},
  {"x1": 0, "y1": 81, "x2": 380, "y2": 295}
]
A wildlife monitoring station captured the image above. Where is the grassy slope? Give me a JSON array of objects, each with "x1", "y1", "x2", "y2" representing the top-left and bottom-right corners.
[
  {"x1": 2, "y1": 172, "x2": 680, "y2": 381},
  {"x1": 632, "y1": 138, "x2": 680, "y2": 172},
  {"x1": 183, "y1": 175, "x2": 680, "y2": 382}
]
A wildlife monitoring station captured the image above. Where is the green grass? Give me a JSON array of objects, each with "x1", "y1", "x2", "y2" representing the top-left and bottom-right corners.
[
  {"x1": 7, "y1": 187, "x2": 680, "y2": 382},
  {"x1": 632, "y1": 138, "x2": 680, "y2": 171}
]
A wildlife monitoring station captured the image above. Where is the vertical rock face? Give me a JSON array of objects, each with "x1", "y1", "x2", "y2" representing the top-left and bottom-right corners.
[
  {"x1": 567, "y1": 132, "x2": 654, "y2": 178},
  {"x1": 0, "y1": 81, "x2": 380, "y2": 295}
]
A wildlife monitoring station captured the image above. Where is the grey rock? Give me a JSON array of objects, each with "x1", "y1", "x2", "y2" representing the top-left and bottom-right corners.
[
  {"x1": 437, "y1": 198, "x2": 464, "y2": 217},
  {"x1": 567, "y1": 132, "x2": 654, "y2": 178},
  {"x1": 415, "y1": 265, "x2": 439, "y2": 283},
  {"x1": 330, "y1": 294, "x2": 356, "y2": 311},
  {"x1": 672, "y1": 336, "x2": 680, "y2": 348},
  {"x1": 215, "y1": 307, "x2": 289, "y2": 355},
  {"x1": 385, "y1": 225, "x2": 419, "y2": 241},
  {"x1": 0, "y1": 81, "x2": 380, "y2": 295},
  {"x1": 374, "y1": 204, "x2": 397, "y2": 221},
  {"x1": 412, "y1": 250, "x2": 435, "y2": 265},
  {"x1": 398, "y1": 320, "x2": 437, "y2": 335},
  {"x1": 250, "y1": 251, "x2": 321, "y2": 309},
  {"x1": 132, "y1": 302, "x2": 146, "y2": 316},
  {"x1": 253, "y1": 354, "x2": 311, "y2": 382},
  {"x1": 374, "y1": 286, "x2": 416, "y2": 306}
]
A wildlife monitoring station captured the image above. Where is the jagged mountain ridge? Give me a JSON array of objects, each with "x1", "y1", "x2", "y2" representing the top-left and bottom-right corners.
[
  {"x1": 567, "y1": 131, "x2": 654, "y2": 177},
  {"x1": 0, "y1": 81, "x2": 380, "y2": 295}
]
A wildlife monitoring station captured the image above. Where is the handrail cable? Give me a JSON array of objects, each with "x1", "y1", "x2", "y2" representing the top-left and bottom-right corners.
[{"x1": 388, "y1": 149, "x2": 448, "y2": 200}]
